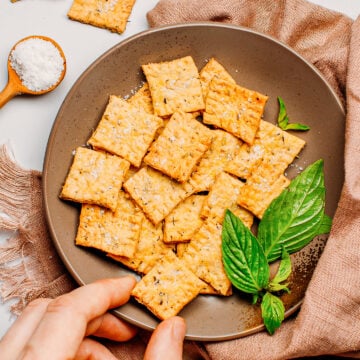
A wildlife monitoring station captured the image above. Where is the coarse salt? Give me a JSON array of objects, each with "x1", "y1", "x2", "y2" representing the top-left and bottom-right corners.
[{"x1": 9, "y1": 37, "x2": 64, "y2": 92}]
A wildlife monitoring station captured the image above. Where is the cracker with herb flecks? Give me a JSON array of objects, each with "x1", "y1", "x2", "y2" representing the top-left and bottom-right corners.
[
  {"x1": 189, "y1": 129, "x2": 243, "y2": 192},
  {"x1": 203, "y1": 77, "x2": 268, "y2": 145},
  {"x1": 131, "y1": 252, "x2": 204, "y2": 320},
  {"x1": 199, "y1": 57, "x2": 236, "y2": 100},
  {"x1": 123, "y1": 166, "x2": 193, "y2": 225},
  {"x1": 108, "y1": 213, "x2": 175, "y2": 274},
  {"x1": 88, "y1": 95, "x2": 163, "y2": 167},
  {"x1": 238, "y1": 173, "x2": 290, "y2": 219},
  {"x1": 67, "y1": 0, "x2": 136, "y2": 34},
  {"x1": 142, "y1": 56, "x2": 205, "y2": 117},
  {"x1": 164, "y1": 194, "x2": 206, "y2": 243},
  {"x1": 127, "y1": 82, "x2": 154, "y2": 115},
  {"x1": 75, "y1": 190, "x2": 142, "y2": 257},
  {"x1": 201, "y1": 172, "x2": 254, "y2": 228},
  {"x1": 226, "y1": 120, "x2": 306, "y2": 180},
  {"x1": 144, "y1": 112, "x2": 213, "y2": 182},
  {"x1": 60, "y1": 147, "x2": 130, "y2": 211},
  {"x1": 179, "y1": 220, "x2": 232, "y2": 296}
]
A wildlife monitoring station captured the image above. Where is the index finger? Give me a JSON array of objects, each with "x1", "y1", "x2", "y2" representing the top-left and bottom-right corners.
[{"x1": 19, "y1": 276, "x2": 136, "y2": 360}]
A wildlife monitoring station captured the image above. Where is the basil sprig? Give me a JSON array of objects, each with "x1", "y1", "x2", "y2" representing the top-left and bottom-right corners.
[
  {"x1": 222, "y1": 159, "x2": 331, "y2": 334},
  {"x1": 277, "y1": 96, "x2": 310, "y2": 131}
]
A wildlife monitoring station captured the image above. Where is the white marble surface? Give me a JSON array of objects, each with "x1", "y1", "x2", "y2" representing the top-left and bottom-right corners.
[{"x1": 0, "y1": 0, "x2": 359, "y2": 340}]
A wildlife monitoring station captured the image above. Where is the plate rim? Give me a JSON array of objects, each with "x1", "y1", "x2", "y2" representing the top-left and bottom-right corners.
[{"x1": 42, "y1": 22, "x2": 345, "y2": 341}]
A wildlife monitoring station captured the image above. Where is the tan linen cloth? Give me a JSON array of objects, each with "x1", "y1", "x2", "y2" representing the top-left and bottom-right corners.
[{"x1": 1, "y1": 0, "x2": 360, "y2": 358}]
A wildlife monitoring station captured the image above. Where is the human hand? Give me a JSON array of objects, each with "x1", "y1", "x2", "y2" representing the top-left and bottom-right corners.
[{"x1": 0, "y1": 276, "x2": 186, "y2": 360}]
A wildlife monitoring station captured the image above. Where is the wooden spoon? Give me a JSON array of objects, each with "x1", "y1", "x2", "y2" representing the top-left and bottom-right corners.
[{"x1": 0, "y1": 35, "x2": 66, "y2": 109}]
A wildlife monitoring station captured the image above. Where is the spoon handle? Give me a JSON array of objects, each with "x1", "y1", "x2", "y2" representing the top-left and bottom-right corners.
[{"x1": 0, "y1": 80, "x2": 20, "y2": 109}]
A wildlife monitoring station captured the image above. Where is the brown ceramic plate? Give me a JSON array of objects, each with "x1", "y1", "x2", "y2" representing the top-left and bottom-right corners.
[{"x1": 43, "y1": 23, "x2": 345, "y2": 341}]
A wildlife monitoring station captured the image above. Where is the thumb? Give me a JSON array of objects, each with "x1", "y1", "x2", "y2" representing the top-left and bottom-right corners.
[{"x1": 144, "y1": 316, "x2": 186, "y2": 360}]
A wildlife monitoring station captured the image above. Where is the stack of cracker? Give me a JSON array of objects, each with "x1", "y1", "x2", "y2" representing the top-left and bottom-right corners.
[{"x1": 60, "y1": 55, "x2": 305, "y2": 320}]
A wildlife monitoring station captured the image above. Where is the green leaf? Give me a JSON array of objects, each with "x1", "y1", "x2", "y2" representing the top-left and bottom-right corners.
[
  {"x1": 272, "y1": 248, "x2": 292, "y2": 284},
  {"x1": 277, "y1": 97, "x2": 310, "y2": 131},
  {"x1": 267, "y1": 248, "x2": 291, "y2": 293},
  {"x1": 258, "y1": 159, "x2": 328, "y2": 263},
  {"x1": 261, "y1": 292, "x2": 285, "y2": 335},
  {"x1": 317, "y1": 214, "x2": 332, "y2": 234},
  {"x1": 222, "y1": 210, "x2": 270, "y2": 294}
]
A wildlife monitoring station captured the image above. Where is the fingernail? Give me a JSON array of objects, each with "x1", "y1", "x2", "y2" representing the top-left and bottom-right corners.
[{"x1": 171, "y1": 316, "x2": 186, "y2": 341}]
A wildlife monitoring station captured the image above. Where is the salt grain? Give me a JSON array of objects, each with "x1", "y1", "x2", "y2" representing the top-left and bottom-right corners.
[{"x1": 9, "y1": 37, "x2": 64, "y2": 92}]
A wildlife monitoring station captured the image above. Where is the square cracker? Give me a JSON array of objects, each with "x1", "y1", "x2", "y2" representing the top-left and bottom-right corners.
[
  {"x1": 203, "y1": 77, "x2": 268, "y2": 145},
  {"x1": 109, "y1": 213, "x2": 175, "y2": 274},
  {"x1": 179, "y1": 220, "x2": 232, "y2": 296},
  {"x1": 144, "y1": 112, "x2": 213, "y2": 182},
  {"x1": 88, "y1": 95, "x2": 163, "y2": 167},
  {"x1": 75, "y1": 190, "x2": 142, "y2": 257},
  {"x1": 142, "y1": 56, "x2": 205, "y2": 117},
  {"x1": 67, "y1": 0, "x2": 136, "y2": 34},
  {"x1": 60, "y1": 147, "x2": 130, "y2": 211},
  {"x1": 189, "y1": 129, "x2": 242, "y2": 192},
  {"x1": 123, "y1": 166, "x2": 194, "y2": 225},
  {"x1": 127, "y1": 82, "x2": 154, "y2": 115},
  {"x1": 226, "y1": 120, "x2": 306, "y2": 180},
  {"x1": 164, "y1": 194, "x2": 206, "y2": 243},
  {"x1": 199, "y1": 57, "x2": 235, "y2": 99},
  {"x1": 238, "y1": 173, "x2": 290, "y2": 219},
  {"x1": 201, "y1": 172, "x2": 254, "y2": 228},
  {"x1": 131, "y1": 252, "x2": 204, "y2": 320}
]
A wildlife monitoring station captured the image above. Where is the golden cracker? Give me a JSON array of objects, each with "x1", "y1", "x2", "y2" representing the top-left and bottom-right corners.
[
  {"x1": 203, "y1": 77, "x2": 268, "y2": 145},
  {"x1": 60, "y1": 147, "x2": 130, "y2": 211},
  {"x1": 88, "y1": 95, "x2": 163, "y2": 167},
  {"x1": 109, "y1": 213, "x2": 175, "y2": 274},
  {"x1": 123, "y1": 166, "x2": 193, "y2": 225},
  {"x1": 189, "y1": 129, "x2": 242, "y2": 192},
  {"x1": 201, "y1": 172, "x2": 254, "y2": 228},
  {"x1": 67, "y1": 0, "x2": 136, "y2": 34},
  {"x1": 142, "y1": 56, "x2": 205, "y2": 117},
  {"x1": 131, "y1": 252, "x2": 204, "y2": 320},
  {"x1": 179, "y1": 220, "x2": 232, "y2": 296},
  {"x1": 75, "y1": 190, "x2": 142, "y2": 257},
  {"x1": 164, "y1": 194, "x2": 206, "y2": 243},
  {"x1": 127, "y1": 82, "x2": 154, "y2": 115},
  {"x1": 226, "y1": 120, "x2": 306, "y2": 179},
  {"x1": 144, "y1": 112, "x2": 213, "y2": 182},
  {"x1": 199, "y1": 57, "x2": 235, "y2": 99},
  {"x1": 238, "y1": 173, "x2": 290, "y2": 219}
]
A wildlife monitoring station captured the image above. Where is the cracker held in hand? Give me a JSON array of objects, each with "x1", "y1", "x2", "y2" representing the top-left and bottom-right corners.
[
  {"x1": 142, "y1": 56, "x2": 205, "y2": 117},
  {"x1": 75, "y1": 190, "x2": 142, "y2": 257},
  {"x1": 203, "y1": 77, "x2": 268, "y2": 145},
  {"x1": 60, "y1": 147, "x2": 130, "y2": 211},
  {"x1": 88, "y1": 95, "x2": 163, "y2": 167},
  {"x1": 144, "y1": 111, "x2": 213, "y2": 182},
  {"x1": 67, "y1": 0, "x2": 136, "y2": 34},
  {"x1": 123, "y1": 166, "x2": 193, "y2": 225},
  {"x1": 131, "y1": 252, "x2": 204, "y2": 320}
]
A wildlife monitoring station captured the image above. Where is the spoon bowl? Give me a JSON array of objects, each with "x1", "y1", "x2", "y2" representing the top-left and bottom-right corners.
[{"x1": 0, "y1": 35, "x2": 66, "y2": 108}]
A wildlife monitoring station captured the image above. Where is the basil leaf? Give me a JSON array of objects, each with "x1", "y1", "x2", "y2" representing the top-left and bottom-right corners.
[
  {"x1": 267, "y1": 248, "x2": 291, "y2": 293},
  {"x1": 317, "y1": 213, "x2": 332, "y2": 234},
  {"x1": 261, "y1": 292, "x2": 285, "y2": 335},
  {"x1": 258, "y1": 159, "x2": 327, "y2": 263},
  {"x1": 271, "y1": 248, "x2": 291, "y2": 284},
  {"x1": 277, "y1": 97, "x2": 310, "y2": 131},
  {"x1": 222, "y1": 210, "x2": 270, "y2": 294}
]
